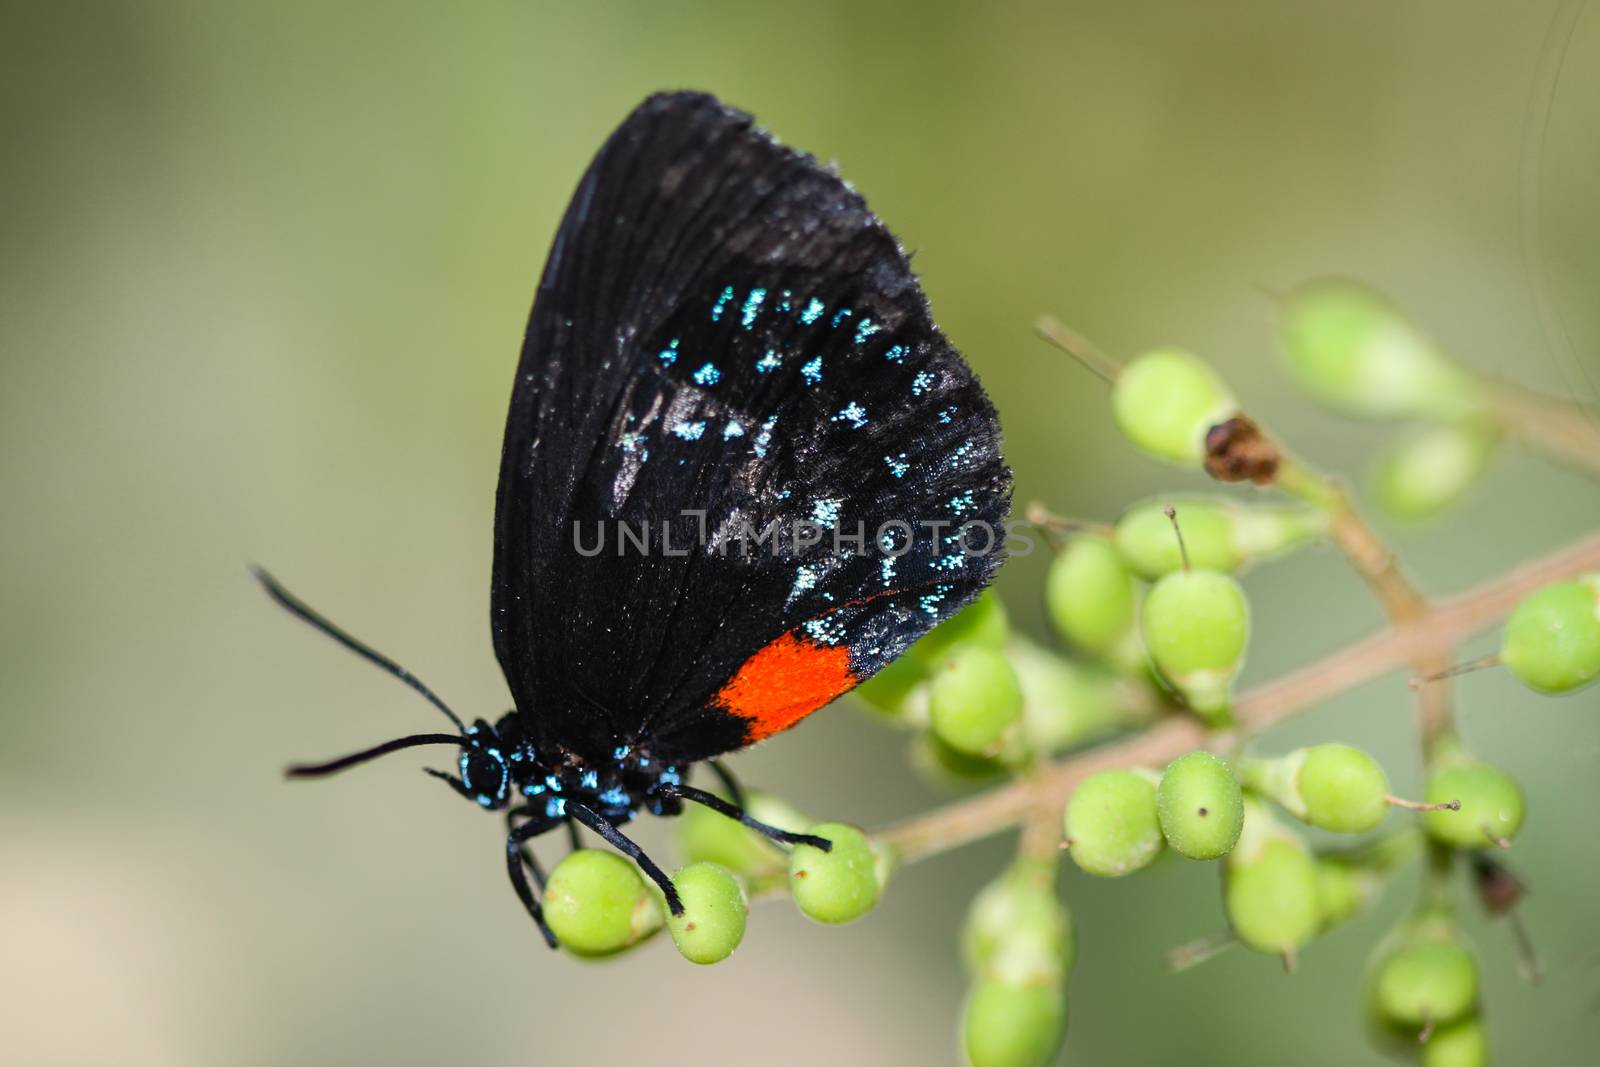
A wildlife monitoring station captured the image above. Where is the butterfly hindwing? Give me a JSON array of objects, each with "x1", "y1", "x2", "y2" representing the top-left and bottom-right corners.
[{"x1": 492, "y1": 92, "x2": 1011, "y2": 764}]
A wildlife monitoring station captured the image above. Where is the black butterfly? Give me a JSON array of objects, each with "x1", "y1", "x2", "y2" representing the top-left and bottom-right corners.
[{"x1": 260, "y1": 91, "x2": 1010, "y2": 947}]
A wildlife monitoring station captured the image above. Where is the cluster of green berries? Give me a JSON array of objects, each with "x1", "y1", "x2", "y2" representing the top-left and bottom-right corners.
[
  {"x1": 960, "y1": 858, "x2": 1074, "y2": 1067},
  {"x1": 1280, "y1": 278, "x2": 1504, "y2": 519},
  {"x1": 541, "y1": 790, "x2": 890, "y2": 965},
  {"x1": 855, "y1": 590, "x2": 1158, "y2": 782}
]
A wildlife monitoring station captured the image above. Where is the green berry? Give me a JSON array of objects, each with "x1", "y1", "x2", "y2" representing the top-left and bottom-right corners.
[
  {"x1": 1064, "y1": 769, "x2": 1164, "y2": 877},
  {"x1": 1114, "y1": 496, "x2": 1325, "y2": 579},
  {"x1": 911, "y1": 730, "x2": 1010, "y2": 784},
  {"x1": 1156, "y1": 751, "x2": 1244, "y2": 860},
  {"x1": 1141, "y1": 568, "x2": 1250, "y2": 718},
  {"x1": 853, "y1": 652, "x2": 928, "y2": 720},
  {"x1": 1045, "y1": 535, "x2": 1141, "y2": 666},
  {"x1": 1010, "y1": 637, "x2": 1128, "y2": 754},
  {"x1": 909, "y1": 590, "x2": 1010, "y2": 669},
  {"x1": 789, "y1": 822, "x2": 880, "y2": 925},
  {"x1": 543, "y1": 849, "x2": 663, "y2": 958},
  {"x1": 1225, "y1": 838, "x2": 1321, "y2": 955},
  {"x1": 1424, "y1": 763, "x2": 1524, "y2": 850},
  {"x1": 676, "y1": 790, "x2": 808, "y2": 883},
  {"x1": 1374, "y1": 939, "x2": 1479, "y2": 1029},
  {"x1": 961, "y1": 978, "x2": 1067, "y2": 1067},
  {"x1": 1314, "y1": 858, "x2": 1365, "y2": 931},
  {"x1": 665, "y1": 862, "x2": 747, "y2": 964},
  {"x1": 962, "y1": 859, "x2": 1075, "y2": 986},
  {"x1": 1298, "y1": 743, "x2": 1391, "y2": 834},
  {"x1": 1111, "y1": 348, "x2": 1237, "y2": 466},
  {"x1": 1501, "y1": 577, "x2": 1600, "y2": 694},
  {"x1": 1280, "y1": 279, "x2": 1484, "y2": 420},
  {"x1": 1372, "y1": 421, "x2": 1497, "y2": 520},
  {"x1": 1423, "y1": 1017, "x2": 1488, "y2": 1067},
  {"x1": 928, "y1": 646, "x2": 1025, "y2": 757}
]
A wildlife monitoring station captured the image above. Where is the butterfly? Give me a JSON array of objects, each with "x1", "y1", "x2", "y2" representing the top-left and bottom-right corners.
[{"x1": 259, "y1": 91, "x2": 1011, "y2": 947}]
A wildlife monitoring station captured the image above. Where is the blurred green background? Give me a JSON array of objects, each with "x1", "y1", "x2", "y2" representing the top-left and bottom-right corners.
[{"x1": 4, "y1": 1, "x2": 1599, "y2": 1064}]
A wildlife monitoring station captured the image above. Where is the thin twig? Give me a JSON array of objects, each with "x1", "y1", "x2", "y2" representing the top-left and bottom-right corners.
[
  {"x1": 1487, "y1": 379, "x2": 1600, "y2": 478},
  {"x1": 875, "y1": 532, "x2": 1600, "y2": 864}
]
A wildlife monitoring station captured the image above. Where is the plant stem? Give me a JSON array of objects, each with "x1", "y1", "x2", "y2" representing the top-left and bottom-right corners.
[
  {"x1": 1487, "y1": 378, "x2": 1600, "y2": 478},
  {"x1": 876, "y1": 531, "x2": 1600, "y2": 864}
]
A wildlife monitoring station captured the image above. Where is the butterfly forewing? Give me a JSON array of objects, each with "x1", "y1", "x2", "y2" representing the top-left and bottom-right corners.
[{"x1": 492, "y1": 92, "x2": 1010, "y2": 764}]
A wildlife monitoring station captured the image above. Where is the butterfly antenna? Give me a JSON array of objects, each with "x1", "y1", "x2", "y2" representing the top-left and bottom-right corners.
[
  {"x1": 251, "y1": 566, "x2": 468, "y2": 732},
  {"x1": 286, "y1": 733, "x2": 470, "y2": 778}
]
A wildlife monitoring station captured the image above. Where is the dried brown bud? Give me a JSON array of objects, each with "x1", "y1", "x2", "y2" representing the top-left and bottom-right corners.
[
  {"x1": 1203, "y1": 415, "x2": 1280, "y2": 484},
  {"x1": 1471, "y1": 854, "x2": 1527, "y2": 916}
]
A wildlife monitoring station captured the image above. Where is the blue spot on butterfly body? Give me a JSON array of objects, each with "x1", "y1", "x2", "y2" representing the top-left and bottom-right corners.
[
  {"x1": 612, "y1": 745, "x2": 631, "y2": 760},
  {"x1": 884, "y1": 344, "x2": 907, "y2": 363},
  {"x1": 671, "y1": 420, "x2": 707, "y2": 441},
  {"x1": 884, "y1": 453, "x2": 909, "y2": 479},
  {"x1": 598, "y1": 786, "x2": 629, "y2": 808},
  {"x1": 741, "y1": 288, "x2": 767, "y2": 329},
  {"x1": 799, "y1": 298, "x2": 826, "y2": 325},
  {"x1": 658, "y1": 338, "x2": 680, "y2": 365},
  {"x1": 853, "y1": 318, "x2": 881, "y2": 344},
  {"x1": 756, "y1": 350, "x2": 782, "y2": 374},
  {"x1": 832, "y1": 402, "x2": 868, "y2": 429},
  {"x1": 912, "y1": 370, "x2": 935, "y2": 395},
  {"x1": 801, "y1": 357, "x2": 823, "y2": 386},
  {"x1": 711, "y1": 286, "x2": 735, "y2": 322},
  {"x1": 545, "y1": 796, "x2": 567, "y2": 819},
  {"x1": 693, "y1": 363, "x2": 721, "y2": 387},
  {"x1": 580, "y1": 769, "x2": 599, "y2": 789}
]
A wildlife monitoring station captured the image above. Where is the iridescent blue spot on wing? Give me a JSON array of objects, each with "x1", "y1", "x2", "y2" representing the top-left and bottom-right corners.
[
  {"x1": 879, "y1": 555, "x2": 897, "y2": 586},
  {"x1": 722, "y1": 419, "x2": 745, "y2": 439},
  {"x1": 693, "y1": 362, "x2": 722, "y2": 386},
  {"x1": 831, "y1": 401, "x2": 868, "y2": 429},
  {"x1": 919, "y1": 585, "x2": 955, "y2": 617},
  {"x1": 938, "y1": 404, "x2": 957, "y2": 424},
  {"x1": 740, "y1": 288, "x2": 767, "y2": 329},
  {"x1": 810, "y1": 498, "x2": 841, "y2": 527},
  {"x1": 658, "y1": 338, "x2": 680, "y2": 365},
  {"x1": 884, "y1": 453, "x2": 909, "y2": 478},
  {"x1": 711, "y1": 286, "x2": 736, "y2": 322},
  {"x1": 799, "y1": 297, "x2": 826, "y2": 325},
  {"x1": 756, "y1": 350, "x2": 782, "y2": 374},
  {"x1": 753, "y1": 415, "x2": 777, "y2": 458},
  {"x1": 801, "y1": 356, "x2": 823, "y2": 386},
  {"x1": 803, "y1": 615, "x2": 847, "y2": 645},
  {"x1": 853, "y1": 318, "x2": 881, "y2": 344},
  {"x1": 830, "y1": 307, "x2": 853, "y2": 328},
  {"x1": 671, "y1": 420, "x2": 708, "y2": 441},
  {"x1": 912, "y1": 370, "x2": 935, "y2": 395},
  {"x1": 884, "y1": 344, "x2": 907, "y2": 363},
  {"x1": 949, "y1": 490, "x2": 976, "y2": 515},
  {"x1": 777, "y1": 289, "x2": 793, "y2": 313}
]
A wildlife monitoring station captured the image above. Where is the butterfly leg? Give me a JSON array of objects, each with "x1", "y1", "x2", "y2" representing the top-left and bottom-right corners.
[
  {"x1": 504, "y1": 806, "x2": 551, "y2": 890},
  {"x1": 659, "y1": 783, "x2": 832, "y2": 851},
  {"x1": 567, "y1": 802, "x2": 684, "y2": 915},
  {"x1": 506, "y1": 819, "x2": 559, "y2": 949},
  {"x1": 707, "y1": 759, "x2": 747, "y2": 809},
  {"x1": 565, "y1": 818, "x2": 583, "y2": 853}
]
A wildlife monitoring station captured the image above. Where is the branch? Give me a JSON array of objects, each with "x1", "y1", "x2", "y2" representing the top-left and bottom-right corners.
[
  {"x1": 1488, "y1": 379, "x2": 1600, "y2": 478},
  {"x1": 876, "y1": 531, "x2": 1600, "y2": 865}
]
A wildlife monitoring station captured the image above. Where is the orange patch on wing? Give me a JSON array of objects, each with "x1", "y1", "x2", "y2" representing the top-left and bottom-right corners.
[{"x1": 716, "y1": 632, "x2": 857, "y2": 741}]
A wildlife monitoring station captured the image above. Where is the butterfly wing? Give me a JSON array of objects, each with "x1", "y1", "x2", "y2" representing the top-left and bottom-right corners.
[{"x1": 492, "y1": 92, "x2": 1010, "y2": 764}]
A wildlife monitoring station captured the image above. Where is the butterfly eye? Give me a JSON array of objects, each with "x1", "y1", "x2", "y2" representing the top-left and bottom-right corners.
[{"x1": 459, "y1": 746, "x2": 509, "y2": 807}]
